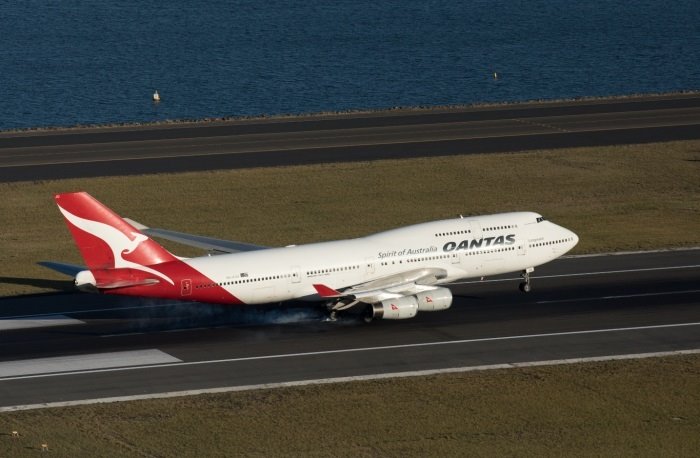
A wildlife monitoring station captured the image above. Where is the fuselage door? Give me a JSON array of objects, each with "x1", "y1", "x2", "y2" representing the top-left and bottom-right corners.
[
  {"x1": 518, "y1": 236, "x2": 527, "y2": 256},
  {"x1": 291, "y1": 266, "x2": 301, "y2": 283},
  {"x1": 365, "y1": 257, "x2": 375, "y2": 275},
  {"x1": 470, "y1": 221, "x2": 483, "y2": 239}
]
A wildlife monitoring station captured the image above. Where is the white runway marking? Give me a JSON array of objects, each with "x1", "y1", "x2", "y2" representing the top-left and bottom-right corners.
[
  {"x1": 537, "y1": 289, "x2": 700, "y2": 304},
  {"x1": 0, "y1": 315, "x2": 85, "y2": 330},
  {"x1": 2, "y1": 302, "x2": 184, "y2": 320},
  {"x1": 449, "y1": 264, "x2": 700, "y2": 285},
  {"x1": 563, "y1": 246, "x2": 700, "y2": 258},
  {"x1": 1, "y1": 348, "x2": 698, "y2": 412},
  {"x1": 0, "y1": 349, "x2": 182, "y2": 378},
  {"x1": 1, "y1": 321, "x2": 698, "y2": 382}
]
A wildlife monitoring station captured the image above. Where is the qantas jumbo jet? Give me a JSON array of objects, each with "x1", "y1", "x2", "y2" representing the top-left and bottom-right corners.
[{"x1": 42, "y1": 192, "x2": 578, "y2": 321}]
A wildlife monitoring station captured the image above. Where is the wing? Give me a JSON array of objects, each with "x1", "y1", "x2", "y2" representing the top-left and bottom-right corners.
[
  {"x1": 313, "y1": 267, "x2": 448, "y2": 303},
  {"x1": 38, "y1": 261, "x2": 85, "y2": 276},
  {"x1": 124, "y1": 218, "x2": 268, "y2": 253}
]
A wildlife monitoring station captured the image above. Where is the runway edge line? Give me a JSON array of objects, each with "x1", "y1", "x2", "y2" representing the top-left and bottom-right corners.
[{"x1": 2, "y1": 348, "x2": 699, "y2": 413}]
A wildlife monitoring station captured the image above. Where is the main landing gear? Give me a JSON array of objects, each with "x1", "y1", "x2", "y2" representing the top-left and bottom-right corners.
[
  {"x1": 519, "y1": 267, "x2": 534, "y2": 293},
  {"x1": 325, "y1": 298, "x2": 360, "y2": 322}
]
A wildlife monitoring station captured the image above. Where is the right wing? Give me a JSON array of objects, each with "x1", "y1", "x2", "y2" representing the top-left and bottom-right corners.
[
  {"x1": 313, "y1": 267, "x2": 448, "y2": 304},
  {"x1": 124, "y1": 218, "x2": 268, "y2": 253}
]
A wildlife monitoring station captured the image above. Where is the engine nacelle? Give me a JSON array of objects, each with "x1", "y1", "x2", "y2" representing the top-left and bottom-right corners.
[
  {"x1": 368, "y1": 296, "x2": 418, "y2": 320},
  {"x1": 415, "y1": 287, "x2": 452, "y2": 311}
]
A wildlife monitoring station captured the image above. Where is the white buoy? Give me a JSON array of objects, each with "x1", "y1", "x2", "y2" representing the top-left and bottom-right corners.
[{"x1": 152, "y1": 90, "x2": 161, "y2": 102}]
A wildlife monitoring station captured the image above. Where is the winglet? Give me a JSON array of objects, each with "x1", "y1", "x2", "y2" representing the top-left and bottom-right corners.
[{"x1": 313, "y1": 284, "x2": 343, "y2": 298}]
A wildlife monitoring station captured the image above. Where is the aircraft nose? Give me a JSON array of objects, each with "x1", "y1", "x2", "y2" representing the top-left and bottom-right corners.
[{"x1": 567, "y1": 229, "x2": 579, "y2": 249}]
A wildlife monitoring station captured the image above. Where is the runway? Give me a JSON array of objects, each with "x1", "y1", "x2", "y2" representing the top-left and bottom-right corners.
[
  {"x1": 1, "y1": 94, "x2": 699, "y2": 182},
  {"x1": 1, "y1": 248, "x2": 698, "y2": 410}
]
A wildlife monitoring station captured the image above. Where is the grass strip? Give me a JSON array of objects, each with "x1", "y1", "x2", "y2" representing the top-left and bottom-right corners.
[{"x1": 1, "y1": 354, "x2": 699, "y2": 457}]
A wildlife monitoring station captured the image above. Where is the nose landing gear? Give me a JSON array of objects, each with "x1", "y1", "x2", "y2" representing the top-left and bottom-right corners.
[{"x1": 519, "y1": 267, "x2": 534, "y2": 293}]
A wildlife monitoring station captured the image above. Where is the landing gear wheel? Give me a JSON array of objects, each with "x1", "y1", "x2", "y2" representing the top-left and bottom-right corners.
[
  {"x1": 362, "y1": 304, "x2": 374, "y2": 324},
  {"x1": 519, "y1": 268, "x2": 533, "y2": 293}
]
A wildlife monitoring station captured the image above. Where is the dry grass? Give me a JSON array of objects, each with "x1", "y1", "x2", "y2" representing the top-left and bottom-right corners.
[
  {"x1": 1, "y1": 140, "x2": 699, "y2": 297},
  {"x1": 1, "y1": 355, "x2": 699, "y2": 457}
]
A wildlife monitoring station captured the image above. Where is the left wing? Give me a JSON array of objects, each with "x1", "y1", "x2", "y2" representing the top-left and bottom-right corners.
[
  {"x1": 38, "y1": 261, "x2": 85, "y2": 276},
  {"x1": 124, "y1": 218, "x2": 268, "y2": 253}
]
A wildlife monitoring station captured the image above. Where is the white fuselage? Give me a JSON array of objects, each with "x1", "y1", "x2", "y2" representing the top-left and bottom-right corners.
[{"x1": 183, "y1": 212, "x2": 578, "y2": 304}]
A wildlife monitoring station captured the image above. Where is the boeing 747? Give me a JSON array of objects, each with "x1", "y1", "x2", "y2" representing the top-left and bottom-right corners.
[{"x1": 42, "y1": 192, "x2": 578, "y2": 321}]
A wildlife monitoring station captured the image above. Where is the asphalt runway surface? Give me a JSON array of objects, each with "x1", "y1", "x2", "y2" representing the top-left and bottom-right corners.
[
  {"x1": 1, "y1": 248, "x2": 698, "y2": 409},
  {"x1": 1, "y1": 94, "x2": 699, "y2": 182}
]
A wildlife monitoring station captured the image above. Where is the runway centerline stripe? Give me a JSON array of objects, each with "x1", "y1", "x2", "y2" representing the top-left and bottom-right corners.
[
  {"x1": 449, "y1": 264, "x2": 700, "y2": 285},
  {"x1": 2, "y1": 302, "x2": 188, "y2": 320},
  {"x1": 1, "y1": 321, "x2": 698, "y2": 382},
  {"x1": 536, "y1": 289, "x2": 700, "y2": 304}
]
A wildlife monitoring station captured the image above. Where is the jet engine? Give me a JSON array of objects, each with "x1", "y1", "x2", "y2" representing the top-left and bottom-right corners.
[
  {"x1": 364, "y1": 287, "x2": 453, "y2": 322},
  {"x1": 415, "y1": 287, "x2": 452, "y2": 311},
  {"x1": 367, "y1": 296, "x2": 418, "y2": 321}
]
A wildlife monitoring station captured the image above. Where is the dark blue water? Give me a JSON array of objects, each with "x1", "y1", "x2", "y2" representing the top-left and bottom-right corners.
[{"x1": 1, "y1": 1, "x2": 699, "y2": 130}]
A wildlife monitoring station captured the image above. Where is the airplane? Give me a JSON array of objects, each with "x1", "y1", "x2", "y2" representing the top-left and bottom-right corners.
[{"x1": 41, "y1": 192, "x2": 578, "y2": 322}]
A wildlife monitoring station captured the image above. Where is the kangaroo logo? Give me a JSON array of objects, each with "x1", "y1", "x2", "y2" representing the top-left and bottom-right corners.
[
  {"x1": 58, "y1": 206, "x2": 174, "y2": 285},
  {"x1": 123, "y1": 232, "x2": 148, "y2": 255}
]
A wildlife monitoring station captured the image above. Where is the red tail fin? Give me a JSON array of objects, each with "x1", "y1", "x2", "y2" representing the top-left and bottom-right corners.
[{"x1": 55, "y1": 192, "x2": 178, "y2": 270}]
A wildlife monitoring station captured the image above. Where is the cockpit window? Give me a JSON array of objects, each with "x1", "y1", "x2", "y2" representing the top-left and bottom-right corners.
[{"x1": 536, "y1": 216, "x2": 546, "y2": 223}]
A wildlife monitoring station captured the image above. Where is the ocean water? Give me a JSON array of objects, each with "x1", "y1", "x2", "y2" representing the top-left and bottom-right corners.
[{"x1": 1, "y1": 0, "x2": 699, "y2": 130}]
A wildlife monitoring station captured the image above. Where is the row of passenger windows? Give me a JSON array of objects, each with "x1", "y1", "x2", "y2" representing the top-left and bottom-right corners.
[
  {"x1": 195, "y1": 273, "x2": 294, "y2": 289},
  {"x1": 307, "y1": 265, "x2": 360, "y2": 276},
  {"x1": 435, "y1": 224, "x2": 517, "y2": 238},
  {"x1": 529, "y1": 237, "x2": 574, "y2": 248},
  {"x1": 435, "y1": 229, "x2": 471, "y2": 237},
  {"x1": 406, "y1": 254, "x2": 457, "y2": 263},
  {"x1": 483, "y1": 225, "x2": 516, "y2": 231},
  {"x1": 465, "y1": 246, "x2": 516, "y2": 255}
]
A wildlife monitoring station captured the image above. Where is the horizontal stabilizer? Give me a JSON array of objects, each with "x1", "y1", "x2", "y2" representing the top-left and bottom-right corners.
[
  {"x1": 124, "y1": 218, "x2": 268, "y2": 253},
  {"x1": 96, "y1": 278, "x2": 160, "y2": 289},
  {"x1": 38, "y1": 261, "x2": 85, "y2": 277}
]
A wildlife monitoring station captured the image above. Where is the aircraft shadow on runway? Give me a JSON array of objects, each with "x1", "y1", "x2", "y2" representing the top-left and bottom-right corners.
[
  {"x1": 41, "y1": 297, "x2": 357, "y2": 336},
  {"x1": 0, "y1": 276, "x2": 74, "y2": 292}
]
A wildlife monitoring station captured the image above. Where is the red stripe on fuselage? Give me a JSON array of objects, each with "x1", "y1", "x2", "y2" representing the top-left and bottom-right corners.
[{"x1": 101, "y1": 260, "x2": 244, "y2": 305}]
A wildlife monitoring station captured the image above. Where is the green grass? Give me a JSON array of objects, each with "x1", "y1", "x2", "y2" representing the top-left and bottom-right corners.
[
  {"x1": 1, "y1": 355, "x2": 699, "y2": 457},
  {"x1": 1, "y1": 140, "x2": 699, "y2": 297}
]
